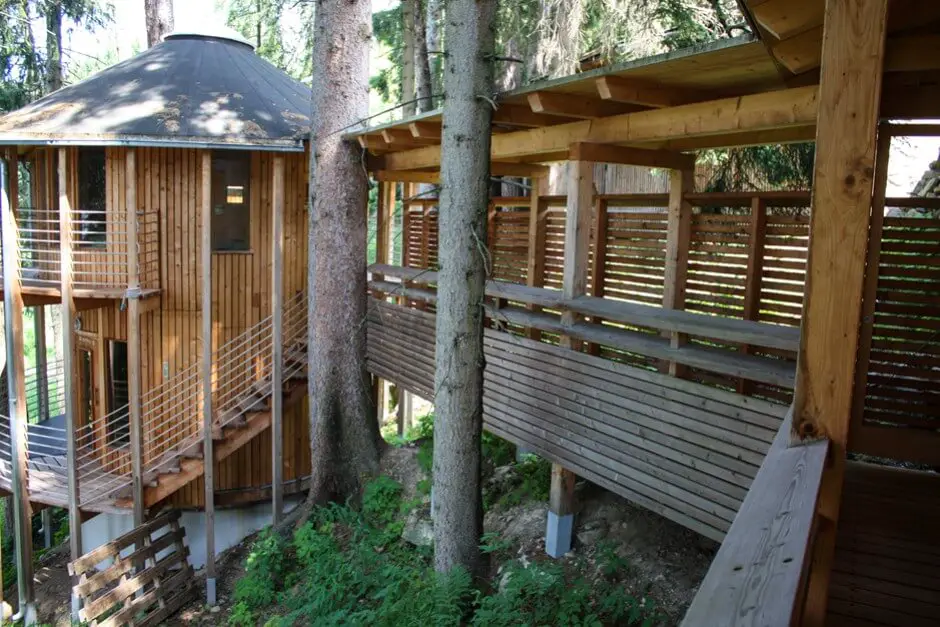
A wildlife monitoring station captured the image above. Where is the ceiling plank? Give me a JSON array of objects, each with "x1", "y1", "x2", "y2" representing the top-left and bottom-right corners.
[
  {"x1": 595, "y1": 76, "x2": 710, "y2": 108},
  {"x1": 383, "y1": 85, "x2": 819, "y2": 170},
  {"x1": 357, "y1": 134, "x2": 389, "y2": 153},
  {"x1": 569, "y1": 143, "x2": 696, "y2": 170},
  {"x1": 527, "y1": 91, "x2": 642, "y2": 119},
  {"x1": 751, "y1": 0, "x2": 824, "y2": 40},
  {"x1": 884, "y1": 34, "x2": 940, "y2": 72}
]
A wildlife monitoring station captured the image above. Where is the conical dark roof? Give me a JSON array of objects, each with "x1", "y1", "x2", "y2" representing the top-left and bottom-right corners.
[{"x1": 0, "y1": 32, "x2": 311, "y2": 151}]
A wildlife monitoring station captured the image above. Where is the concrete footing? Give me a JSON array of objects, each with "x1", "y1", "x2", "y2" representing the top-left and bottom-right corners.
[
  {"x1": 206, "y1": 577, "x2": 217, "y2": 606},
  {"x1": 545, "y1": 511, "x2": 573, "y2": 558}
]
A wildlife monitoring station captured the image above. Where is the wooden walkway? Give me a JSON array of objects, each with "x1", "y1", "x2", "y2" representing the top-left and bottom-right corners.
[
  {"x1": 0, "y1": 453, "x2": 130, "y2": 513},
  {"x1": 827, "y1": 462, "x2": 940, "y2": 627}
]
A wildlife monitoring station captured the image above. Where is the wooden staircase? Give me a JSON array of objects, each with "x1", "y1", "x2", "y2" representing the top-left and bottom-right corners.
[{"x1": 116, "y1": 342, "x2": 308, "y2": 509}]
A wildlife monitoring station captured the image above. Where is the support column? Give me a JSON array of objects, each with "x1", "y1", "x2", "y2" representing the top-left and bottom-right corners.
[
  {"x1": 58, "y1": 148, "x2": 82, "y2": 621},
  {"x1": 372, "y1": 180, "x2": 391, "y2": 428},
  {"x1": 662, "y1": 168, "x2": 693, "y2": 377},
  {"x1": 34, "y1": 306, "x2": 48, "y2": 422},
  {"x1": 200, "y1": 150, "x2": 217, "y2": 606},
  {"x1": 271, "y1": 155, "x2": 285, "y2": 524},
  {"x1": 793, "y1": 1, "x2": 889, "y2": 624},
  {"x1": 2, "y1": 157, "x2": 36, "y2": 625},
  {"x1": 545, "y1": 158, "x2": 593, "y2": 558},
  {"x1": 126, "y1": 148, "x2": 144, "y2": 527}
]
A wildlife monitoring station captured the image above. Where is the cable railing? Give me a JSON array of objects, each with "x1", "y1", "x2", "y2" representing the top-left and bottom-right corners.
[
  {"x1": 0, "y1": 293, "x2": 308, "y2": 508},
  {"x1": 0, "y1": 206, "x2": 159, "y2": 293}
]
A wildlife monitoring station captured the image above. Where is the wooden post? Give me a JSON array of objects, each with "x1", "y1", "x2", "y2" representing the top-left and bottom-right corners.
[
  {"x1": 200, "y1": 150, "x2": 217, "y2": 606},
  {"x1": 526, "y1": 176, "x2": 547, "y2": 341},
  {"x1": 794, "y1": 1, "x2": 889, "y2": 624},
  {"x1": 126, "y1": 148, "x2": 144, "y2": 527},
  {"x1": 271, "y1": 155, "x2": 285, "y2": 524},
  {"x1": 738, "y1": 196, "x2": 767, "y2": 395},
  {"x1": 663, "y1": 168, "x2": 693, "y2": 377},
  {"x1": 849, "y1": 126, "x2": 891, "y2": 445},
  {"x1": 2, "y1": 157, "x2": 36, "y2": 625},
  {"x1": 587, "y1": 197, "x2": 608, "y2": 355},
  {"x1": 59, "y1": 148, "x2": 82, "y2": 621},
  {"x1": 372, "y1": 180, "x2": 390, "y2": 427},
  {"x1": 546, "y1": 158, "x2": 594, "y2": 559},
  {"x1": 34, "y1": 305, "x2": 48, "y2": 422}
]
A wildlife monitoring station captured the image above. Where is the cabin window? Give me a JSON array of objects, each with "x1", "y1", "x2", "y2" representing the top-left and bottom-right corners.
[
  {"x1": 211, "y1": 151, "x2": 251, "y2": 252},
  {"x1": 77, "y1": 147, "x2": 107, "y2": 247},
  {"x1": 107, "y1": 340, "x2": 130, "y2": 447}
]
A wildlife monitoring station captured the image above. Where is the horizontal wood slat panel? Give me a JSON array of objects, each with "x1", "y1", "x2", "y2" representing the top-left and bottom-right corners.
[{"x1": 367, "y1": 300, "x2": 786, "y2": 542}]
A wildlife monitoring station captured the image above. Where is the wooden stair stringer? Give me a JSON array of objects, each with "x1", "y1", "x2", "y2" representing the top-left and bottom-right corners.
[{"x1": 123, "y1": 378, "x2": 307, "y2": 508}]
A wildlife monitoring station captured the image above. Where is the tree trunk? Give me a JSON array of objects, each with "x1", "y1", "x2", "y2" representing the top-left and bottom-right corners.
[
  {"x1": 432, "y1": 0, "x2": 496, "y2": 576},
  {"x1": 44, "y1": 0, "x2": 62, "y2": 94},
  {"x1": 401, "y1": 0, "x2": 416, "y2": 116},
  {"x1": 306, "y1": 0, "x2": 381, "y2": 505},
  {"x1": 413, "y1": 0, "x2": 433, "y2": 113},
  {"x1": 144, "y1": 0, "x2": 175, "y2": 47},
  {"x1": 426, "y1": 0, "x2": 443, "y2": 95}
]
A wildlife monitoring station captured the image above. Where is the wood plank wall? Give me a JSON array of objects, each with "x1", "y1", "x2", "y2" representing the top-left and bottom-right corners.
[{"x1": 28, "y1": 146, "x2": 312, "y2": 508}]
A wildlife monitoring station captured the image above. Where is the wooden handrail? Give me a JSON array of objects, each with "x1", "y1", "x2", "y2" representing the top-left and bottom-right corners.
[
  {"x1": 369, "y1": 264, "x2": 801, "y2": 352},
  {"x1": 681, "y1": 410, "x2": 829, "y2": 627}
]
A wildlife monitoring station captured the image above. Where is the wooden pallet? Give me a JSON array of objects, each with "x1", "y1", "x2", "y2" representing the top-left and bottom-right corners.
[{"x1": 68, "y1": 509, "x2": 196, "y2": 627}]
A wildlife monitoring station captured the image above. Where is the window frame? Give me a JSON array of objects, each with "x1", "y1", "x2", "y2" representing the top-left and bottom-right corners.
[
  {"x1": 76, "y1": 147, "x2": 108, "y2": 249},
  {"x1": 210, "y1": 151, "x2": 252, "y2": 253}
]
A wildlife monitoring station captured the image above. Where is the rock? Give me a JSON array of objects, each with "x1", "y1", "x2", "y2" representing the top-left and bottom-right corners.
[
  {"x1": 209, "y1": 606, "x2": 221, "y2": 614},
  {"x1": 401, "y1": 509, "x2": 434, "y2": 547}
]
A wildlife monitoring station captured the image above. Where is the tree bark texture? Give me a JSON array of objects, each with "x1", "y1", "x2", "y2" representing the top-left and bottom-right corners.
[
  {"x1": 432, "y1": 0, "x2": 497, "y2": 576},
  {"x1": 307, "y1": 0, "x2": 381, "y2": 505},
  {"x1": 44, "y1": 0, "x2": 62, "y2": 94},
  {"x1": 401, "y1": 0, "x2": 417, "y2": 116},
  {"x1": 413, "y1": 0, "x2": 433, "y2": 113},
  {"x1": 144, "y1": 0, "x2": 175, "y2": 48}
]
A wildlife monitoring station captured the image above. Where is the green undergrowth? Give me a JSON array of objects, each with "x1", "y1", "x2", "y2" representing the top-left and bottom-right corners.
[{"x1": 228, "y1": 476, "x2": 663, "y2": 627}]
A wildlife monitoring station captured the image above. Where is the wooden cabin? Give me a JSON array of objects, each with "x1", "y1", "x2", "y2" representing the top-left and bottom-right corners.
[
  {"x1": 0, "y1": 29, "x2": 312, "y2": 619},
  {"x1": 356, "y1": 1, "x2": 940, "y2": 625}
]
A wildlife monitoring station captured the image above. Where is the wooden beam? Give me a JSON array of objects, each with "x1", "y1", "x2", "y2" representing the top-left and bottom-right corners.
[
  {"x1": 751, "y1": 0, "x2": 824, "y2": 40},
  {"x1": 383, "y1": 86, "x2": 819, "y2": 170},
  {"x1": 199, "y1": 150, "x2": 216, "y2": 606},
  {"x1": 271, "y1": 155, "x2": 285, "y2": 525},
  {"x1": 376, "y1": 162, "x2": 549, "y2": 183},
  {"x1": 595, "y1": 75, "x2": 707, "y2": 108},
  {"x1": 381, "y1": 128, "x2": 437, "y2": 147},
  {"x1": 409, "y1": 121, "x2": 442, "y2": 140},
  {"x1": 527, "y1": 91, "x2": 641, "y2": 119},
  {"x1": 794, "y1": 1, "x2": 889, "y2": 624},
  {"x1": 771, "y1": 26, "x2": 823, "y2": 74},
  {"x1": 126, "y1": 148, "x2": 144, "y2": 528},
  {"x1": 2, "y1": 156, "x2": 35, "y2": 622},
  {"x1": 569, "y1": 142, "x2": 695, "y2": 170},
  {"x1": 358, "y1": 134, "x2": 389, "y2": 152}
]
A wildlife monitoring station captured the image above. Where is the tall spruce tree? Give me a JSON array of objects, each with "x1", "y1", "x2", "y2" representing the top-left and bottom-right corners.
[
  {"x1": 306, "y1": 0, "x2": 381, "y2": 506},
  {"x1": 432, "y1": 0, "x2": 497, "y2": 576}
]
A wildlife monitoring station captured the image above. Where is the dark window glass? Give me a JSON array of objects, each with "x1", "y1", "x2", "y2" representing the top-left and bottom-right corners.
[
  {"x1": 107, "y1": 340, "x2": 129, "y2": 447},
  {"x1": 77, "y1": 147, "x2": 106, "y2": 247},
  {"x1": 211, "y1": 151, "x2": 251, "y2": 251}
]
